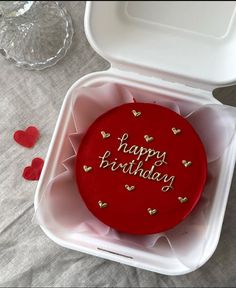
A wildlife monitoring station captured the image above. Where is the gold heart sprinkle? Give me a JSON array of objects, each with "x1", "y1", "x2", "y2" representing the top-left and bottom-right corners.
[
  {"x1": 132, "y1": 110, "x2": 141, "y2": 117},
  {"x1": 83, "y1": 165, "x2": 92, "y2": 172},
  {"x1": 147, "y1": 208, "x2": 157, "y2": 216},
  {"x1": 178, "y1": 197, "x2": 188, "y2": 203},
  {"x1": 125, "y1": 184, "x2": 135, "y2": 191},
  {"x1": 144, "y1": 135, "x2": 154, "y2": 142},
  {"x1": 98, "y1": 200, "x2": 108, "y2": 208},
  {"x1": 101, "y1": 131, "x2": 110, "y2": 139},
  {"x1": 182, "y1": 160, "x2": 192, "y2": 167},
  {"x1": 172, "y1": 127, "x2": 181, "y2": 135}
]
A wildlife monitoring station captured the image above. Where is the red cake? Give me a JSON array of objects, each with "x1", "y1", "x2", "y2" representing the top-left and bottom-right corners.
[{"x1": 75, "y1": 102, "x2": 207, "y2": 234}]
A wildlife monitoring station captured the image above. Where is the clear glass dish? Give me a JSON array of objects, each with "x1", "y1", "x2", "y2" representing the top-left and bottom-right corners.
[{"x1": 0, "y1": 1, "x2": 73, "y2": 70}]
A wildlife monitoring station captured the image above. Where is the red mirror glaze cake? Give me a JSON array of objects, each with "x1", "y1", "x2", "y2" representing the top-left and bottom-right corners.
[{"x1": 75, "y1": 102, "x2": 207, "y2": 234}]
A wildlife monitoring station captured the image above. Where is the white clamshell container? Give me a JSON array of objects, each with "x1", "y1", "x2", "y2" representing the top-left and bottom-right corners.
[{"x1": 34, "y1": 1, "x2": 236, "y2": 275}]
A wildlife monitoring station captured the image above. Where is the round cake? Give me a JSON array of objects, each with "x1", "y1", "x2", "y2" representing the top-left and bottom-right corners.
[{"x1": 75, "y1": 102, "x2": 207, "y2": 234}]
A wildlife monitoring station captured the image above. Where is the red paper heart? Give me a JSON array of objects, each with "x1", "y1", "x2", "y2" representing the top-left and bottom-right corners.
[
  {"x1": 23, "y1": 157, "x2": 44, "y2": 181},
  {"x1": 14, "y1": 126, "x2": 40, "y2": 148}
]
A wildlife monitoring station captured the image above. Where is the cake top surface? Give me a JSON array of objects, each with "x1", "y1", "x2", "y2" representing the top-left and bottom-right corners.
[{"x1": 75, "y1": 102, "x2": 207, "y2": 234}]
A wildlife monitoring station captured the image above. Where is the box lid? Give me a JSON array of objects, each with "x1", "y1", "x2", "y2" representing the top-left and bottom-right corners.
[{"x1": 85, "y1": 1, "x2": 236, "y2": 90}]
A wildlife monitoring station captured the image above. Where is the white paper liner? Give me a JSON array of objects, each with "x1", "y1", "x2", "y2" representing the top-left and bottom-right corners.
[{"x1": 34, "y1": 83, "x2": 236, "y2": 269}]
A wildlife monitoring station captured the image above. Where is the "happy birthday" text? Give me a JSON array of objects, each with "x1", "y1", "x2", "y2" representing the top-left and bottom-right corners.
[{"x1": 98, "y1": 133, "x2": 175, "y2": 192}]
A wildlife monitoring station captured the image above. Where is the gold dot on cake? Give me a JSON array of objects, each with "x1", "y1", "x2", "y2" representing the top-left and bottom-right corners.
[
  {"x1": 132, "y1": 110, "x2": 141, "y2": 117},
  {"x1": 83, "y1": 165, "x2": 92, "y2": 172},
  {"x1": 101, "y1": 131, "x2": 110, "y2": 139},
  {"x1": 144, "y1": 135, "x2": 154, "y2": 142},
  {"x1": 172, "y1": 127, "x2": 181, "y2": 135},
  {"x1": 147, "y1": 208, "x2": 157, "y2": 215},
  {"x1": 182, "y1": 160, "x2": 192, "y2": 167},
  {"x1": 125, "y1": 184, "x2": 135, "y2": 191},
  {"x1": 178, "y1": 197, "x2": 188, "y2": 203},
  {"x1": 98, "y1": 200, "x2": 108, "y2": 208}
]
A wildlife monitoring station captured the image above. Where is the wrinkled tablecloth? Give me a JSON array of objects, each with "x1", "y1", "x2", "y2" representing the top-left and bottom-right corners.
[{"x1": 0, "y1": 2, "x2": 236, "y2": 287}]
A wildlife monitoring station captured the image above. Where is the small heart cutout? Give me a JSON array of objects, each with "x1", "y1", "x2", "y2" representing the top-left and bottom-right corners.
[
  {"x1": 98, "y1": 200, "x2": 108, "y2": 208},
  {"x1": 101, "y1": 131, "x2": 110, "y2": 139},
  {"x1": 182, "y1": 160, "x2": 192, "y2": 167},
  {"x1": 23, "y1": 157, "x2": 44, "y2": 181},
  {"x1": 14, "y1": 126, "x2": 40, "y2": 148},
  {"x1": 147, "y1": 208, "x2": 157, "y2": 215},
  {"x1": 125, "y1": 184, "x2": 135, "y2": 191},
  {"x1": 83, "y1": 165, "x2": 92, "y2": 172},
  {"x1": 132, "y1": 110, "x2": 141, "y2": 117},
  {"x1": 178, "y1": 197, "x2": 188, "y2": 203},
  {"x1": 172, "y1": 127, "x2": 181, "y2": 135},
  {"x1": 144, "y1": 135, "x2": 154, "y2": 142}
]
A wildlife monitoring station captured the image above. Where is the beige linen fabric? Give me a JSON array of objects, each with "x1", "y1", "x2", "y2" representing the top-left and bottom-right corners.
[{"x1": 0, "y1": 2, "x2": 236, "y2": 287}]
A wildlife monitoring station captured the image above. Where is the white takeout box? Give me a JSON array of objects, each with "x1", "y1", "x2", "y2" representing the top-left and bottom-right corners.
[{"x1": 34, "y1": 1, "x2": 236, "y2": 275}]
